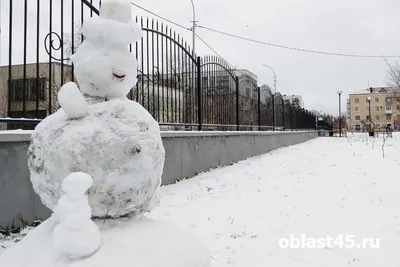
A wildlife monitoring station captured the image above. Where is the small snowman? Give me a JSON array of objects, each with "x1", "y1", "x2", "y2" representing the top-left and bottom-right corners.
[
  {"x1": 28, "y1": 0, "x2": 165, "y2": 219},
  {"x1": 52, "y1": 172, "x2": 101, "y2": 261}
]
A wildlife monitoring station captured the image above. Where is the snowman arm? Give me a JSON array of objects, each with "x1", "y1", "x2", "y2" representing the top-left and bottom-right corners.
[{"x1": 58, "y1": 82, "x2": 89, "y2": 119}]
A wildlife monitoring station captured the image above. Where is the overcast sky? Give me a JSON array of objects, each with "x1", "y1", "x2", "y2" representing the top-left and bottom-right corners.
[{"x1": 1, "y1": 0, "x2": 400, "y2": 114}]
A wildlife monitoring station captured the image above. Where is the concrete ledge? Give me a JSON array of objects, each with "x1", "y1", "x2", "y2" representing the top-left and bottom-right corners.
[
  {"x1": 0, "y1": 130, "x2": 313, "y2": 142},
  {"x1": 0, "y1": 131, "x2": 34, "y2": 142},
  {"x1": 161, "y1": 131, "x2": 317, "y2": 185},
  {"x1": 0, "y1": 130, "x2": 317, "y2": 227}
]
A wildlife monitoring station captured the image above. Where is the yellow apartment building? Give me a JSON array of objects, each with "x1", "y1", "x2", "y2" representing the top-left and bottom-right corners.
[{"x1": 347, "y1": 87, "x2": 400, "y2": 132}]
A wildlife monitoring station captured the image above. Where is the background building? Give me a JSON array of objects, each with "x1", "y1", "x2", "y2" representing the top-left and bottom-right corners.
[
  {"x1": 346, "y1": 98, "x2": 351, "y2": 128},
  {"x1": 234, "y1": 69, "x2": 258, "y2": 100},
  {"x1": 0, "y1": 62, "x2": 73, "y2": 130},
  {"x1": 198, "y1": 68, "x2": 259, "y2": 127},
  {"x1": 136, "y1": 72, "x2": 186, "y2": 129},
  {"x1": 259, "y1": 85, "x2": 273, "y2": 101},
  {"x1": 347, "y1": 87, "x2": 400, "y2": 132},
  {"x1": 200, "y1": 68, "x2": 258, "y2": 98},
  {"x1": 235, "y1": 69, "x2": 258, "y2": 126},
  {"x1": 283, "y1": 94, "x2": 303, "y2": 108}
]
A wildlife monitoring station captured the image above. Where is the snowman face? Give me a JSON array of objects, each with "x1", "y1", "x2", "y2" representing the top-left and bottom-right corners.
[{"x1": 72, "y1": 43, "x2": 138, "y2": 98}]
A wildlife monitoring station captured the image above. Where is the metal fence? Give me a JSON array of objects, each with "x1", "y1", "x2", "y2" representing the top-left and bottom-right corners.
[{"x1": 0, "y1": 0, "x2": 316, "y2": 131}]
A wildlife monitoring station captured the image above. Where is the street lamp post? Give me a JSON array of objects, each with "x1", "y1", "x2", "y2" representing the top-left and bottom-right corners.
[
  {"x1": 272, "y1": 94, "x2": 276, "y2": 131},
  {"x1": 367, "y1": 96, "x2": 372, "y2": 132},
  {"x1": 337, "y1": 91, "x2": 343, "y2": 137},
  {"x1": 262, "y1": 64, "x2": 277, "y2": 94},
  {"x1": 190, "y1": 0, "x2": 197, "y2": 58},
  {"x1": 258, "y1": 87, "x2": 261, "y2": 131},
  {"x1": 366, "y1": 96, "x2": 375, "y2": 136},
  {"x1": 189, "y1": 0, "x2": 197, "y2": 128}
]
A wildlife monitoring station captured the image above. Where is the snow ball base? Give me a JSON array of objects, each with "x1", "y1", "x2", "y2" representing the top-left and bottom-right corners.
[{"x1": 28, "y1": 98, "x2": 165, "y2": 218}]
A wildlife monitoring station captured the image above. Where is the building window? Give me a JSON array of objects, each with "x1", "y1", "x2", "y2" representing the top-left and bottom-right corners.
[
  {"x1": 366, "y1": 115, "x2": 370, "y2": 121},
  {"x1": 292, "y1": 98, "x2": 300, "y2": 107},
  {"x1": 355, "y1": 115, "x2": 360, "y2": 120},
  {"x1": 354, "y1": 107, "x2": 359, "y2": 111},
  {"x1": 375, "y1": 107, "x2": 379, "y2": 111},
  {"x1": 375, "y1": 98, "x2": 379, "y2": 102},
  {"x1": 386, "y1": 114, "x2": 392, "y2": 120},
  {"x1": 354, "y1": 98, "x2": 359, "y2": 103},
  {"x1": 376, "y1": 115, "x2": 380, "y2": 120},
  {"x1": 355, "y1": 125, "x2": 361, "y2": 131},
  {"x1": 10, "y1": 78, "x2": 46, "y2": 101},
  {"x1": 386, "y1": 106, "x2": 392, "y2": 111}
]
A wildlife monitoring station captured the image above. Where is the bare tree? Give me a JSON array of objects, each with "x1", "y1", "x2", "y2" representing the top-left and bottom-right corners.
[
  {"x1": 386, "y1": 61, "x2": 400, "y2": 88},
  {"x1": 63, "y1": 29, "x2": 83, "y2": 60},
  {"x1": 383, "y1": 57, "x2": 400, "y2": 102}
]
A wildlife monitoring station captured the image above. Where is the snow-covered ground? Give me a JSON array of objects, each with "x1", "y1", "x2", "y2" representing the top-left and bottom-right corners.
[
  {"x1": 2, "y1": 133, "x2": 400, "y2": 266},
  {"x1": 0, "y1": 228, "x2": 33, "y2": 254}
]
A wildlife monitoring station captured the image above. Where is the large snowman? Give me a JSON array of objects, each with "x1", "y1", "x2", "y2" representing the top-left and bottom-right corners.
[
  {"x1": 28, "y1": 0, "x2": 164, "y2": 218},
  {"x1": 0, "y1": 1, "x2": 211, "y2": 266}
]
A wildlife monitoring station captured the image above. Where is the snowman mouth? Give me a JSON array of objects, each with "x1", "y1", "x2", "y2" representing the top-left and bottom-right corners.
[{"x1": 113, "y1": 73, "x2": 126, "y2": 79}]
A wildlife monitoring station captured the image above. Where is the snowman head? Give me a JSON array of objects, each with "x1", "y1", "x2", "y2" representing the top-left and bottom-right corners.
[
  {"x1": 100, "y1": 0, "x2": 133, "y2": 23},
  {"x1": 71, "y1": 0, "x2": 142, "y2": 98},
  {"x1": 72, "y1": 46, "x2": 139, "y2": 98}
]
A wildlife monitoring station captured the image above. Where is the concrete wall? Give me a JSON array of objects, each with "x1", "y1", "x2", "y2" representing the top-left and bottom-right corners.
[
  {"x1": 0, "y1": 131, "x2": 317, "y2": 227},
  {"x1": 0, "y1": 140, "x2": 50, "y2": 226},
  {"x1": 161, "y1": 131, "x2": 317, "y2": 185}
]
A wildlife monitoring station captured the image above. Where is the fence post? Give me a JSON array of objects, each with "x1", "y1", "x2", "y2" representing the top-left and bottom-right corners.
[
  {"x1": 7, "y1": 0, "x2": 13, "y2": 129},
  {"x1": 272, "y1": 95, "x2": 275, "y2": 131},
  {"x1": 315, "y1": 115, "x2": 318, "y2": 131},
  {"x1": 257, "y1": 87, "x2": 261, "y2": 131},
  {"x1": 290, "y1": 106, "x2": 293, "y2": 131},
  {"x1": 197, "y1": 56, "x2": 202, "y2": 131},
  {"x1": 235, "y1": 76, "x2": 239, "y2": 131},
  {"x1": 282, "y1": 100, "x2": 285, "y2": 131}
]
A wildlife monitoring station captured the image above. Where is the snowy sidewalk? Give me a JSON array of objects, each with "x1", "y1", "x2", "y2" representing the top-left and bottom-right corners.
[
  {"x1": 150, "y1": 134, "x2": 400, "y2": 266},
  {"x1": 2, "y1": 134, "x2": 400, "y2": 266}
]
